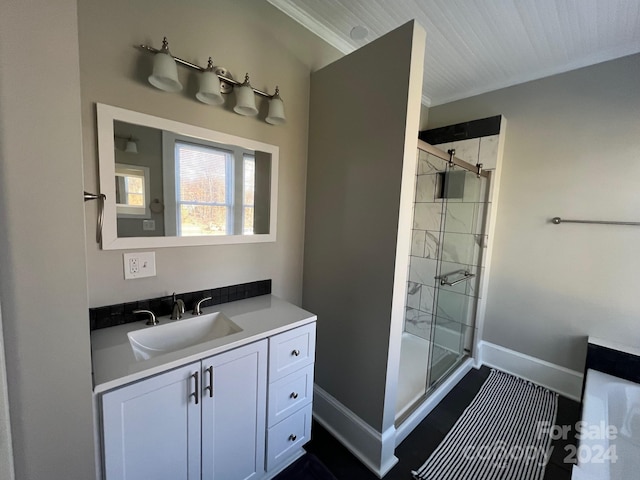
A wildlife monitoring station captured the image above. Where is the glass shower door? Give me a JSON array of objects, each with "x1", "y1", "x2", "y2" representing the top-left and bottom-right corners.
[{"x1": 428, "y1": 166, "x2": 489, "y2": 387}]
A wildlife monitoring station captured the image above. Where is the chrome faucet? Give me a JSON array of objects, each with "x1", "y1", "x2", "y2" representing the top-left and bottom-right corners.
[
  {"x1": 133, "y1": 309, "x2": 159, "y2": 326},
  {"x1": 192, "y1": 296, "x2": 212, "y2": 316},
  {"x1": 170, "y1": 292, "x2": 185, "y2": 320}
]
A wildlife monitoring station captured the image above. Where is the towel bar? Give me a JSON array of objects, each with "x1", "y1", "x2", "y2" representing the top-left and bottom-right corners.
[
  {"x1": 552, "y1": 217, "x2": 640, "y2": 226},
  {"x1": 437, "y1": 270, "x2": 475, "y2": 287}
]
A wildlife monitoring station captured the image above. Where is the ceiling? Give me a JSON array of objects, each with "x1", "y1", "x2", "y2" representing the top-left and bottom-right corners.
[{"x1": 267, "y1": 0, "x2": 640, "y2": 106}]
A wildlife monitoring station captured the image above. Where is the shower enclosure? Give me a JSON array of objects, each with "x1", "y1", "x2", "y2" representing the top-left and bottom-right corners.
[{"x1": 396, "y1": 140, "x2": 491, "y2": 422}]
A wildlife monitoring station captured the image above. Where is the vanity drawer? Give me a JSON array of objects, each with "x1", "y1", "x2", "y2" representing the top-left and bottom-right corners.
[
  {"x1": 266, "y1": 403, "x2": 312, "y2": 470},
  {"x1": 268, "y1": 323, "x2": 316, "y2": 381},
  {"x1": 267, "y1": 364, "x2": 314, "y2": 427}
]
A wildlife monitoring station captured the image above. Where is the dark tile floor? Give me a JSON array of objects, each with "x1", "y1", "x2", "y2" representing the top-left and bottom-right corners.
[{"x1": 286, "y1": 366, "x2": 581, "y2": 480}]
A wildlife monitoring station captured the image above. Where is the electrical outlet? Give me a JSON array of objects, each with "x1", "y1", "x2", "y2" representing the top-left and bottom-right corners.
[
  {"x1": 129, "y1": 257, "x2": 139, "y2": 274},
  {"x1": 142, "y1": 219, "x2": 155, "y2": 231},
  {"x1": 123, "y1": 252, "x2": 156, "y2": 279}
]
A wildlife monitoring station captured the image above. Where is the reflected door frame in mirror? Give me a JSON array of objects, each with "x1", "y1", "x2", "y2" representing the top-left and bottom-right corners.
[{"x1": 96, "y1": 103, "x2": 278, "y2": 249}]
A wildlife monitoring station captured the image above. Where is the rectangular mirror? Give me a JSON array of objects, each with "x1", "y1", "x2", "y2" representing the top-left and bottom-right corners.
[{"x1": 96, "y1": 104, "x2": 278, "y2": 249}]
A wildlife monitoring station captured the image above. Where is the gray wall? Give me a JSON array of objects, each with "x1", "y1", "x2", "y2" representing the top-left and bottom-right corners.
[
  {"x1": 78, "y1": 0, "x2": 341, "y2": 307},
  {"x1": 114, "y1": 123, "x2": 165, "y2": 238},
  {"x1": 0, "y1": 1, "x2": 96, "y2": 478},
  {"x1": 428, "y1": 53, "x2": 640, "y2": 371},
  {"x1": 304, "y1": 22, "x2": 424, "y2": 431},
  {"x1": 0, "y1": 1, "x2": 340, "y2": 478}
]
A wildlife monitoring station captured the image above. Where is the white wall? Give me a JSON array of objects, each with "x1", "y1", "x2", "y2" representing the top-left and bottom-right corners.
[
  {"x1": 419, "y1": 105, "x2": 430, "y2": 130},
  {"x1": 78, "y1": 0, "x2": 341, "y2": 307},
  {"x1": 0, "y1": 1, "x2": 96, "y2": 478},
  {"x1": 428, "y1": 54, "x2": 640, "y2": 371}
]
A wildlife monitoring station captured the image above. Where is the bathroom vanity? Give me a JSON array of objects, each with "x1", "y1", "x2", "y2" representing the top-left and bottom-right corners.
[{"x1": 91, "y1": 295, "x2": 316, "y2": 480}]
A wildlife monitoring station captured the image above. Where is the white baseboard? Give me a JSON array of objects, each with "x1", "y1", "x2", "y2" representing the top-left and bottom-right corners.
[
  {"x1": 478, "y1": 341, "x2": 583, "y2": 401},
  {"x1": 395, "y1": 357, "x2": 474, "y2": 446},
  {"x1": 312, "y1": 384, "x2": 398, "y2": 478}
]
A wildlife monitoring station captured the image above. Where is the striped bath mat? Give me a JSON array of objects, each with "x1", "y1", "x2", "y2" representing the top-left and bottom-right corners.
[{"x1": 412, "y1": 370, "x2": 558, "y2": 480}]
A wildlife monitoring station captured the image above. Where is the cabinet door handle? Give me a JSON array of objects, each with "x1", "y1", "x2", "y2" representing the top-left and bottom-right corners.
[
  {"x1": 288, "y1": 434, "x2": 297, "y2": 442},
  {"x1": 291, "y1": 349, "x2": 301, "y2": 357},
  {"x1": 190, "y1": 372, "x2": 199, "y2": 405},
  {"x1": 290, "y1": 392, "x2": 299, "y2": 399},
  {"x1": 204, "y1": 366, "x2": 213, "y2": 398}
]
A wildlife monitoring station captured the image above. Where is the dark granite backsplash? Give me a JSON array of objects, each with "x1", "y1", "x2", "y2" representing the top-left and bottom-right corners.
[{"x1": 89, "y1": 279, "x2": 271, "y2": 331}]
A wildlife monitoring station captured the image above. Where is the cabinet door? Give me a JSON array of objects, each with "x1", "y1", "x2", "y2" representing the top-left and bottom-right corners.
[
  {"x1": 201, "y1": 340, "x2": 267, "y2": 480},
  {"x1": 101, "y1": 362, "x2": 201, "y2": 480}
]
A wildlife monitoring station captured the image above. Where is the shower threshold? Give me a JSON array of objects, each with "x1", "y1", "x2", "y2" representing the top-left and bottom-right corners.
[{"x1": 395, "y1": 353, "x2": 470, "y2": 428}]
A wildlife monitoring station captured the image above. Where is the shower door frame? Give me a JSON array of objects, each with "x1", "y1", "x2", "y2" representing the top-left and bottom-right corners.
[
  {"x1": 417, "y1": 140, "x2": 491, "y2": 181},
  {"x1": 417, "y1": 139, "x2": 493, "y2": 376},
  {"x1": 418, "y1": 139, "x2": 491, "y2": 375},
  {"x1": 398, "y1": 141, "x2": 492, "y2": 423}
]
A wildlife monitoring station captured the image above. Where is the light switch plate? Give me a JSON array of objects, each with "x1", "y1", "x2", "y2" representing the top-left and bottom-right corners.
[{"x1": 123, "y1": 252, "x2": 156, "y2": 279}]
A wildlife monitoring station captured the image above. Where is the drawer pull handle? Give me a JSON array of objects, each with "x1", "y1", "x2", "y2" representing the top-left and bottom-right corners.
[
  {"x1": 291, "y1": 349, "x2": 301, "y2": 357},
  {"x1": 290, "y1": 392, "x2": 299, "y2": 399},
  {"x1": 288, "y1": 434, "x2": 297, "y2": 442}
]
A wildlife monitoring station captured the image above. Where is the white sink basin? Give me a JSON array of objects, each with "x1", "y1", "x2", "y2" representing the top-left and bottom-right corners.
[{"x1": 127, "y1": 312, "x2": 242, "y2": 361}]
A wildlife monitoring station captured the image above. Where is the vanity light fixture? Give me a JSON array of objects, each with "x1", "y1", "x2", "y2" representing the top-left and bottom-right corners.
[
  {"x1": 233, "y1": 73, "x2": 259, "y2": 116},
  {"x1": 196, "y1": 58, "x2": 224, "y2": 106},
  {"x1": 139, "y1": 37, "x2": 285, "y2": 124},
  {"x1": 124, "y1": 138, "x2": 138, "y2": 154},
  {"x1": 266, "y1": 86, "x2": 286, "y2": 125},
  {"x1": 115, "y1": 135, "x2": 138, "y2": 154},
  {"x1": 148, "y1": 37, "x2": 182, "y2": 92}
]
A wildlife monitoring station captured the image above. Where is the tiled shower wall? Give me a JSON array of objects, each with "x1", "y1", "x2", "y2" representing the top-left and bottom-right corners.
[{"x1": 405, "y1": 134, "x2": 499, "y2": 342}]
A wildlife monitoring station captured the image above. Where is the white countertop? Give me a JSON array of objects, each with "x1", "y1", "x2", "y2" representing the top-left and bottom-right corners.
[{"x1": 91, "y1": 295, "x2": 316, "y2": 393}]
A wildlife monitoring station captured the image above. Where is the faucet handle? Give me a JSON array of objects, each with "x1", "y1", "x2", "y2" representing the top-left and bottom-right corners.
[
  {"x1": 133, "y1": 309, "x2": 159, "y2": 326},
  {"x1": 192, "y1": 296, "x2": 213, "y2": 316},
  {"x1": 170, "y1": 295, "x2": 185, "y2": 320}
]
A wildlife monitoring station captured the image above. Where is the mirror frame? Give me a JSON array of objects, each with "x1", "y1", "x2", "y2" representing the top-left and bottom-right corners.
[{"x1": 96, "y1": 103, "x2": 278, "y2": 249}]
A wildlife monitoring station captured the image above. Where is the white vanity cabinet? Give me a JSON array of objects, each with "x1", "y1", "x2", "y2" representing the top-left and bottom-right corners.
[
  {"x1": 101, "y1": 361, "x2": 202, "y2": 480},
  {"x1": 201, "y1": 341, "x2": 267, "y2": 480},
  {"x1": 97, "y1": 319, "x2": 316, "y2": 480},
  {"x1": 265, "y1": 323, "x2": 316, "y2": 475},
  {"x1": 101, "y1": 340, "x2": 267, "y2": 480}
]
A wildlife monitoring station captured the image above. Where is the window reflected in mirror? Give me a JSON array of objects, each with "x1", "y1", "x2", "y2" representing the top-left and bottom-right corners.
[
  {"x1": 115, "y1": 164, "x2": 149, "y2": 217},
  {"x1": 112, "y1": 120, "x2": 271, "y2": 240},
  {"x1": 172, "y1": 141, "x2": 257, "y2": 236}
]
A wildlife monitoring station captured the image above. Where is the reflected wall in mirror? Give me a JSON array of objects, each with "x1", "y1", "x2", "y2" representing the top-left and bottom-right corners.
[{"x1": 97, "y1": 104, "x2": 278, "y2": 249}]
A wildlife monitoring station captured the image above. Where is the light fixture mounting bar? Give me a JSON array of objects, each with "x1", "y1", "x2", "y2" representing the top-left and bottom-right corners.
[{"x1": 138, "y1": 44, "x2": 273, "y2": 98}]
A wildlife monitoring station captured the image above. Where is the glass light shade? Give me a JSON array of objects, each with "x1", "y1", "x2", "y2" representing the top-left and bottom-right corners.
[
  {"x1": 266, "y1": 96, "x2": 286, "y2": 125},
  {"x1": 196, "y1": 71, "x2": 224, "y2": 105},
  {"x1": 233, "y1": 84, "x2": 258, "y2": 116},
  {"x1": 124, "y1": 140, "x2": 138, "y2": 154},
  {"x1": 148, "y1": 52, "x2": 182, "y2": 92}
]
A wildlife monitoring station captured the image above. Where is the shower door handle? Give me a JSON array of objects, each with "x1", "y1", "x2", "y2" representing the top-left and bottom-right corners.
[{"x1": 439, "y1": 270, "x2": 475, "y2": 287}]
